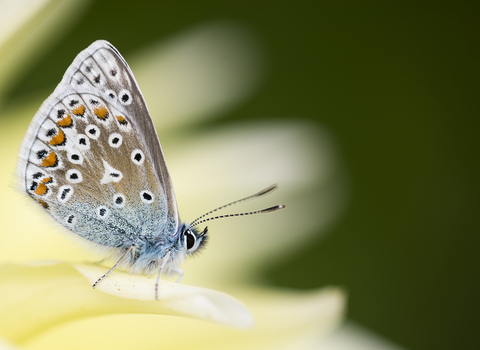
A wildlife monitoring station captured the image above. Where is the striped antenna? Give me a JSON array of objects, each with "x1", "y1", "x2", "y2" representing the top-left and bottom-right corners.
[
  {"x1": 189, "y1": 205, "x2": 285, "y2": 229},
  {"x1": 190, "y1": 184, "x2": 280, "y2": 226}
]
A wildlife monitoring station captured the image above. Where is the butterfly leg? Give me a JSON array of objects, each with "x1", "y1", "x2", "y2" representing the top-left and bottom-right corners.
[
  {"x1": 172, "y1": 268, "x2": 184, "y2": 283},
  {"x1": 92, "y1": 245, "x2": 136, "y2": 289},
  {"x1": 155, "y1": 250, "x2": 172, "y2": 300}
]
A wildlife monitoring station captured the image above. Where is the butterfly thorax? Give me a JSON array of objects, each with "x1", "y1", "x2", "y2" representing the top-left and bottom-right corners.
[{"x1": 124, "y1": 223, "x2": 206, "y2": 274}]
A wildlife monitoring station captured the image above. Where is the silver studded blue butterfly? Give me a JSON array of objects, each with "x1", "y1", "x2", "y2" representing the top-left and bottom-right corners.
[{"x1": 17, "y1": 40, "x2": 284, "y2": 299}]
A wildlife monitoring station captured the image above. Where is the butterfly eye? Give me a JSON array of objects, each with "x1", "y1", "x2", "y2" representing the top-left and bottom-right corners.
[{"x1": 184, "y1": 231, "x2": 196, "y2": 251}]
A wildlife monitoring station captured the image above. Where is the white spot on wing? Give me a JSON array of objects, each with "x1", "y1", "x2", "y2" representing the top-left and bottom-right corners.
[
  {"x1": 65, "y1": 214, "x2": 76, "y2": 226},
  {"x1": 113, "y1": 193, "x2": 125, "y2": 208},
  {"x1": 108, "y1": 133, "x2": 122, "y2": 148},
  {"x1": 68, "y1": 152, "x2": 83, "y2": 165},
  {"x1": 105, "y1": 89, "x2": 117, "y2": 102},
  {"x1": 118, "y1": 89, "x2": 132, "y2": 105},
  {"x1": 96, "y1": 206, "x2": 109, "y2": 219},
  {"x1": 131, "y1": 149, "x2": 145, "y2": 165},
  {"x1": 100, "y1": 159, "x2": 123, "y2": 184},
  {"x1": 140, "y1": 190, "x2": 155, "y2": 204},
  {"x1": 66, "y1": 169, "x2": 83, "y2": 184},
  {"x1": 57, "y1": 185, "x2": 73, "y2": 203},
  {"x1": 86, "y1": 124, "x2": 100, "y2": 139},
  {"x1": 76, "y1": 134, "x2": 90, "y2": 151}
]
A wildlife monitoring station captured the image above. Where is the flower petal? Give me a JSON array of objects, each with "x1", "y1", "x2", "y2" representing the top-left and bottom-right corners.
[
  {"x1": 0, "y1": 0, "x2": 49, "y2": 49},
  {"x1": 167, "y1": 121, "x2": 349, "y2": 283},
  {"x1": 0, "y1": 337, "x2": 20, "y2": 350},
  {"x1": 24, "y1": 287, "x2": 345, "y2": 350},
  {"x1": 130, "y1": 20, "x2": 266, "y2": 130},
  {"x1": 0, "y1": 262, "x2": 252, "y2": 344},
  {"x1": 0, "y1": 0, "x2": 90, "y2": 103},
  {"x1": 73, "y1": 262, "x2": 253, "y2": 328},
  {"x1": 321, "y1": 322, "x2": 408, "y2": 350}
]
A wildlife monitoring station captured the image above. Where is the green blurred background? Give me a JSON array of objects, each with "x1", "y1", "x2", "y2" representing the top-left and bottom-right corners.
[{"x1": 3, "y1": 1, "x2": 479, "y2": 349}]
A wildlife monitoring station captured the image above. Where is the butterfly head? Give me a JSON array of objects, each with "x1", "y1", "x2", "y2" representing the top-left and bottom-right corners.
[
  {"x1": 176, "y1": 224, "x2": 208, "y2": 256},
  {"x1": 173, "y1": 184, "x2": 285, "y2": 258}
]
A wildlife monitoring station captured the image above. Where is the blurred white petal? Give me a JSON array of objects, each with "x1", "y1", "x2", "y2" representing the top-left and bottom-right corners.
[
  {"x1": 167, "y1": 121, "x2": 349, "y2": 283},
  {"x1": 0, "y1": 262, "x2": 252, "y2": 344},
  {"x1": 0, "y1": 0, "x2": 90, "y2": 103},
  {"x1": 320, "y1": 322, "x2": 409, "y2": 350},
  {"x1": 0, "y1": 337, "x2": 19, "y2": 350},
  {"x1": 0, "y1": 0, "x2": 49, "y2": 48},
  {"x1": 24, "y1": 287, "x2": 345, "y2": 350},
  {"x1": 131, "y1": 20, "x2": 266, "y2": 129},
  {"x1": 73, "y1": 263, "x2": 253, "y2": 328}
]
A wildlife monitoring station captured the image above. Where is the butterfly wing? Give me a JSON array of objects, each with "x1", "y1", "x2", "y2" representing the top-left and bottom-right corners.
[{"x1": 17, "y1": 40, "x2": 180, "y2": 249}]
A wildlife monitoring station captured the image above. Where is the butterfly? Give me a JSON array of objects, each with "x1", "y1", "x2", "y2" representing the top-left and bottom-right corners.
[{"x1": 16, "y1": 40, "x2": 284, "y2": 299}]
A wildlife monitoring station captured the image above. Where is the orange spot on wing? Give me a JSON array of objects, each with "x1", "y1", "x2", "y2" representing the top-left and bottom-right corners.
[
  {"x1": 34, "y1": 183, "x2": 48, "y2": 196},
  {"x1": 49, "y1": 129, "x2": 66, "y2": 146},
  {"x1": 41, "y1": 177, "x2": 53, "y2": 184},
  {"x1": 38, "y1": 200, "x2": 49, "y2": 209},
  {"x1": 57, "y1": 115, "x2": 73, "y2": 127},
  {"x1": 94, "y1": 106, "x2": 109, "y2": 120},
  {"x1": 72, "y1": 105, "x2": 85, "y2": 116},
  {"x1": 41, "y1": 152, "x2": 57, "y2": 167},
  {"x1": 116, "y1": 115, "x2": 128, "y2": 125}
]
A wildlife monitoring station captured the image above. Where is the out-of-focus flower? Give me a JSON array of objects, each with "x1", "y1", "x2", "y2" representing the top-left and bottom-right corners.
[
  {"x1": 0, "y1": 0, "x2": 90, "y2": 104},
  {"x1": 0, "y1": 4, "x2": 398, "y2": 350}
]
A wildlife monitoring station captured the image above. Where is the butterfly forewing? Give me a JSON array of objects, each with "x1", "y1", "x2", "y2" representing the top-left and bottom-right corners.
[
  {"x1": 17, "y1": 41, "x2": 179, "y2": 249},
  {"x1": 65, "y1": 42, "x2": 179, "y2": 228}
]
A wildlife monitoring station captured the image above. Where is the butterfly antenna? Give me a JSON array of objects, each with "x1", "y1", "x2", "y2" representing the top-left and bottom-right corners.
[
  {"x1": 189, "y1": 204, "x2": 285, "y2": 229},
  {"x1": 190, "y1": 184, "x2": 279, "y2": 226}
]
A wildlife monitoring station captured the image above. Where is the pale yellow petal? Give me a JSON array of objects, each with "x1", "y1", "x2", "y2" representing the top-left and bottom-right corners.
[
  {"x1": 0, "y1": 0, "x2": 50, "y2": 48},
  {"x1": 73, "y1": 262, "x2": 253, "y2": 328},
  {"x1": 320, "y1": 322, "x2": 408, "y2": 350},
  {"x1": 0, "y1": 0, "x2": 91, "y2": 103},
  {"x1": 25, "y1": 287, "x2": 345, "y2": 350},
  {"x1": 0, "y1": 337, "x2": 20, "y2": 350},
  {"x1": 0, "y1": 262, "x2": 252, "y2": 344},
  {"x1": 130, "y1": 20, "x2": 266, "y2": 130},
  {"x1": 167, "y1": 121, "x2": 348, "y2": 284}
]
